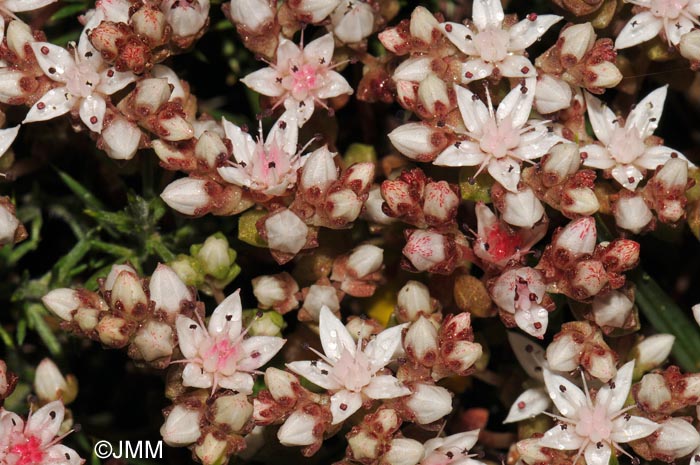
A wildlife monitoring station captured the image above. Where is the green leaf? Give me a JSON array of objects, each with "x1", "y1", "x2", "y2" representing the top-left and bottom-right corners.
[
  {"x1": 50, "y1": 3, "x2": 89, "y2": 21},
  {"x1": 56, "y1": 169, "x2": 105, "y2": 211},
  {"x1": 0, "y1": 326, "x2": 14, "y2": 348},
  {"x1": 16, "y1": 318, "x2": 26, "y2": 345},
  {"x1": 26, "y1": 303, "x2": 62, "y2": 356},
  {"x1": 52, "y1": 236, "x2": 93, "y2": 287}
]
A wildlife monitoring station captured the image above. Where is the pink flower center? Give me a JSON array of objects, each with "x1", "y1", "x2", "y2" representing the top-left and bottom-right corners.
[
  {"x1": 201, "y1": 337, "x2": 241, "y2": 375},
  {"x1": 10, "y1": 435, "x2": 45, "y2": 465},
  {"x1": 287, "y1": 63, "x2": 319, "y2": 100},
  {"x1": 607, "y1": 126, "x2": 646, "y2": 165},
  {"x1": 331, "y1": 348, "x2": 373, "y2": 392},
  {"x1": 479, "y1": 115, "x2": 521, "y2": 159},
  {"x1": 473, "y1": 28, "x2": 510, "y2": 63},
  {"x1": 575, "y1": 404, "x2": 613, "y2": 444},
  {"x1": 650, "y1": 0, "x2": 688, "y2": 18},
  {"x1": 483, "y1": 223, "x2": 522, "y2": 263},
  {"x1": 66, "y1": 60, "x2": 100, "y2": 98}
]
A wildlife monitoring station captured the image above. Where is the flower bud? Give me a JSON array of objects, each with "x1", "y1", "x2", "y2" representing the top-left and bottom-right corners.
[
  {"x1": 405, "y1": 317, "x2": 438, "y2": 366},
  {"x1": 34, "y1": 358, "x2": 77, "y2": 404},
  {"x1": 614, "y1": 196, "x2": 653, "y2": 234},
  {"x1": 326, "y1": 189, "x2": 363, "y2": 223},
  {"x1": 586, "y1": 61, "x2": 622, "y2": 89},
  {"x1": 161, "y1": 405, "x2": 202, "y2": 446},
  {"x1": 331, "y1": 0, "x2": 374, "y2": 44},
  {"x1": 111, "y1": 269, "x2": 148, "y2": 319},
  {"x1": 212, "y1": 393, "x2": 252, "y2": 431},
  {"x1": 301, "y1": 146, "x2": 338, "y2": 195},
  {"x1": 650, "y1": 418, "x2": 700, "y2": 459},
  {"x1": 130, "y1": 7, "x2": 168, "y2": 45},
  {"x1": 193, "y1": 233, "x2": 235, "y2": 280},
  {"x1": 443, "y1": 340, "x2": 482, "y2": 374},
  {"x1": 132, "y1": 321, "x2": 174, "y2": 362},
  {"x1": 396, "y1": 280, "x2": 434, "y2": 322},
  {"x1": 680, "y1": 30, "x2": 700, "y2": 62},
  {"x1": 553, "y1": 216, "x2": 597, "y2": 259},
  {"x1": 245, "y1": 310, "x2": 285, "y2": 336},
  {"x1": 342, "y1": 162, "x2": 374, "y2": 194},
  {"x1": 0, "y1": 360, "x2": 17, "y2": 400},
  {"x1": 534, "y1": 75, "x2": 572, "y2": 114},
  {"x1": 195, "y1": 432, "x2": 228, "y2": 465},
  {"x1": 265, "y1": 367, "x2": 300, "y2": 402},
  {"x1": 101, "y1": 117, "x2": 142, "y2": 160},
  {"x1": 388, "y1": 123, "x2": 441, "y2": 160},
  {"x1": 379, "y1": 27, "x2": 406, "y2": 54},
  {"x1": 348, "y1": 431, "x2": 380, "y2": 461},
  {"x1": 385, "y1": 438, "x2": 425, "y2": 465},
  {"x1": 75, "y1": 307, "x2": 101, "y2": 332},
  {"x1": 693, "y1": 303, "x2": 700, "y2": 327},
  {"x1": 347, "y1": 244, "x2": 383, "y2": 278},
  {"x1": 546, "y1": 333, "x2": 582, "y2": 372},
  {"x1": 0, "y1": 69, "x2": 26, "y2": 103},
  {"x1": 406, "y1": 384, "x2": 452, "y2": 424},
  {"x1": 599, "y1": 239, "x2": 640, "y2": 273},
  {"x1": 96, "y1": 315, "x2": 131, "y2": 347},
  {"x1": 228, "y1": 0, "x2": 274, "y2": 32},
  {"x1": 363, "y1": 186, "x2": 395, "y2": 225},
  {"x1": 264, "y1": 209, "x2": 309, "y2": 255},
  {"x1": 0, "y1": 201, "x2": 20, "y2": 244},
  {"x1": 543, "y1": 143, "x2": 581, "y2": 185},
  {"x1": 586, "y1": 345, "x2": 616, "y2": 382},
  {"x1": 42, "y1": 289, "x2": 80, "y2": 321},
  {"x1": 291, "y1": 0, "x2": 337, "y2": 23},
  {"x1": 194, "y1": 131, "x2": 227, "y2": 168},
  {"x1": 150, "y1": 263, "x2": 192, "y2": 320},
  {"x1": 571, "y1": 259, "x2": 609, "y2": 299},
  {"x1": 423, "y1": 181, "x2": 459, "y2": 225},
  {"x1": 161, "y1": 178, "x2": 211, "y2": 216},
  {"x1": 636, "y1": 373, "x2": 672, "y2": 411},
  {"x1": 134, "y1": 78, "x2": 172, "y2": 115},
  {"x1": 563, "y1": 187, "x2": 600, "y2": 216},
  {"x1": 252, "y1": 273, "x2": 299, "y2": 312},
  {"x1": 418, "y1": 73, "x2": 449, "y2": 115},
  {"x1": 158, "y1": 114, "x2": 195, "y2": 141},
  {"x1": 410, "y1": 6, "x2": 439, "y2": 43},
  {"x1": 502, "y1": 188, "x2": 545, "y2": 228},
  {"x1": 591, "y1": 290, "x2": 633, "y2": 328},
  {"x1": 632, "y1": 334, "x2": 675, "y2": 373},
  {"x1": 6, "y1": 20, "x2": 34, "y2": 59},
  {"x1": 403, "y1": 230, "x2": 446, "y2": 272},
  {"x1": 277, "y1": 410, "x2": 317, "y2": 446},
  {"x1": 560, "y1": 23, "x2": 595, "y2": 62},
  {"x1": 393, "y1": 57, "x2": 431, "y2": 83},
  {"x1": 655, "y1": 157, "x2": 688, "y2": 189},
  {"x1": 162, "y1": 0, "x2": 209, "y2": 38},
  {"x1": 517, "y1": 438, "x2": 551, "y2": 464}
]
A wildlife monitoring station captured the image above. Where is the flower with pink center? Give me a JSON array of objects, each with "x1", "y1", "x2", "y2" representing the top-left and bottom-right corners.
[
  {"x1": 217, "y1": 111, "x2": 309, "y2": 197},
  {"x1": 241, "y1": 33, "x2": 353, "y2": 126},
  {"x1": 421, "y1": 430, "x2": 486, "y2": 465},
  {"x1": 538, "y1": 361, "x2": 659, "y2": 465},
  {"x1": 491, "y1": 267, "x2": 549, "y2": 338},
  {"x1": 441, "y1": 0, "x2": 561, "y2": 83},
  {"x1": 615, "y1": 0, "x2": 700, "y2": 49},
  {"x1": 175, "y1": 290, "x2": 286, "y2": 394},
  {"x1": 433, "y1": 79, "x2": 564, "y2": 192},
  {"x1": 580, "y1": 86, "x2": 690, "y2": 191},
  {"x1": 0, "y1": 401, "x2": 83, "y2": 465},
  {"x1": 25, "y1": 27, "x2": 135, "y2": 133},
  {"x1": 287, "y1": 306, "x2": 410, "y2": 424}
]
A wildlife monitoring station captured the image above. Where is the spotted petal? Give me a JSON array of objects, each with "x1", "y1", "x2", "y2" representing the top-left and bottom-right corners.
[
  {"x1": 626, "y1": 86, "x2": 667, "y2": 139},
  {"x1": 208, "y1": 290, "x2": 243, "y2": 339},
  {"x1": 507, "y1": 332, "x2": 546, "y2": 380},
  {"x1": 241, "y1": 67, "x2": 285, "y2": 97},
  {"x1": 496, "y1": 78, "x2": 536, "y2": 128},
  {"x1": 23, "y1": 87, "x2": 76, "y2": 123},
  {"x1": 441, "y1": 22, "x2": 477, "y2": 55},
  {"x1": 454, "y1": 84, "x2": 490, "y2": 134},
  {"x1": 26, "y1": 401, "x2": 65, "y2": 444},
  {"x1": 276, "y1": 36, "x2": 302, "y2": 70},
  {"x1": 330, "y1": 390, "x2": 363, "y2": 424},
  {"x1": 363, "y1": 374, "x2": 411, "y2": 399},
  {"x1": 610, "y1": 414, "x2": 659, "y2": 443},
  {"x1": 461, "y1": 58, "x2": 494, "y2": 83},
  {"x1": 434, "y1": 141, "x2": 486, "y2": 167},
  {"x1": 508, "y1": 15, "x2": 562, "y2": 51},
  {"x1": 487, "y1": 157, "x2": 521, "y2": 193},
  {"x1": 584, "y1": 441, "x2": 611, "y2": 465},
  {"x1": 580, "y1": 144, "x2": 615, "y2": 169},
  {"x1": 286, "y1": 360, "x2": 342, "y2": 390},
  {"x1": 515, "y1": 304, "x2": 549, "y2": 339},
  {"x1": 472, "y1": 0, "x2": 504, "y2": 31},
  {"x1": 45, "y1": 444, "x2": 83, "y2": 465},
  {"x1": 182, "y1": 362, "x2": 213, "y2": 388},
  {"x1": 319, "y1": 306, "x2": 356, "y2": 361},
  {"x1": 636, "y1": 145, "x2": 680, "y2": 170},
  {"x1": 504, "y1": 387, "x2": 551, "y2": 423},
  {"x1": 303, "y1": 33, "x2": 335, "y2": 66},
  {"x1": 97, "y1": 68, "x2": 136, "y2": 95},
  {"x1": 615, "y1": 11, "x2": 663, "y2": 49},
  {"x1": 175, "y1": 315, "x2": 206, "y2": 359},
  {"x1": 665, "y1": 15, "x2": 694, "y2": 46},
  {"x1": 30, "y1": 42, "x2": 76, "y2": 83},
  {"x1": 239, "y1": 336, "x2": 286, "y2": 371},
  {"x1": 542, "y1": 369, "x2": 587, "y2": 417},
  {"x1": 611, "y1": 164, "x2": 644, "y2": 191},
  {"x1": 365, "y1": 324, "x2": 408, "y2": 371},
  {"x1": 498, "y1": 55, "x2": 536, "y2": 79},
  {"x1": 79, "y1": 94, "x2": 107, "y2": 133},
  {"x1": 596, "y1": 361, "x2": 634, "y2": 415},
  {"x1": 584, "y1": 92, "x2": 617, "y2": 145},
  {"x1": 539, "y1": 424, "x2": 584, "y2": 450}
]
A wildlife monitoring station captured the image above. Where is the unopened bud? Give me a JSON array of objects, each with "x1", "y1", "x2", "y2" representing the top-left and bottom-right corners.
[
  {"x1": 587, "y1": 61, "x2": 622, "y2": 89},
  {"x1": 347, "y1": 244, "x2": 383, "y2": 278},
  {"x1": 396, "y1": 280, "x2": 434, "y2": 322},
  {"x1": 192, "y1": 233, "x2": 236, "y2": 280},
  {"x1": 133, "y1": 321, "x2": 174, "y2": 362},
  {"x1": 651, "y1": 418, "x2": 700, "y2": 459},
  {"x1": 502, "y1": 187, "x2": 544, "y2": 228},
  {"x1": 388, "y1": 123, "x2": 441, "y2": 160},
  {"x1": 614, "y1": 195, "x2": 653, "y2": 234},
  {"x1": 418, "y1": 73, "x2": 449, "y2": 115},
  {"x1": 543, "y1": 143, "x2": 581, "y2": 184},
  {"x1": 403, "y1": 230, "x2": 447, "y2": 272},
  {"x1": 592, "y1": 290, "x2": 633, "y2": 328},
  {"x1": 265, "y1": 367, "x2": 299, "y2": 402},
  {"x1": 545, "y1": 333, "x2": 582, "y2": 372},
  {"x1": 636, "y1": 373, "x2": 672, "y2": 411},
  {"x1": 560, "y1": 23, "x2": 595, "y2": 62},
  {"x1": 34, "y1": 358, "x2": 77, "y2": 404},
  {"x1": 680, "y1": 30, "x2": 700, "y2": 62},
  {"x1": 277, "y1": 410, "x2": 317, "y2": 446},
  {"x1": 409, "y1": 6, "x2": 438, "y2": 43},
  {"x1": 405, "y1": 317, "x2": 439, "y2": 366},
  {"x1": 385, "y1": 438, "x2": 424, "y2": 465},
  {"x1": 161, "y1": 405, "x2": 202, "y2": 446},
  {"x1": 406, "y1": 384, "x2": 452, "y2": 424},
  {"x1": 534, "y1": 75, "x2": 572, "y2": 114},
  {"x1": 42, "y1": 289, "x2": 80, "y2": 321},
  {"x1": 161, "y1": 178, "x2": 211, "y2": 216},
  {"x1": 632, "y1": 334, "x2": 675, "y2": 373},
  {"x1": 264, "y1": 209, "x2": 308, "y2": 255},
  {"x1": 150, "y1": 263, "x2": 192, "y2": 320},
  {"x1": 194, "y1": 432, "x2": 228, "y2": 465},
  {"x1": 212, "y1": 393, "x2": 252, "y2": 431}
]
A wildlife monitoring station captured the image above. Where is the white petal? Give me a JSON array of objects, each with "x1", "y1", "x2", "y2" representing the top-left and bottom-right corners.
[
  {"x1": 504, "y1": 387, "x2": 551, "y2": 423},
  {"x1": 611, "y1": 164, "x2": 644, "y2": 190},
  {"x1": 222, "y1": 117, "x2": 256, "y2": 165},
  {"x1": 4, "y1": 0, "x2": 57, "y2": 12},
  {"x1": 487, "y1": 157, "x2": 521, "y2": 192},
  {"x1": 286, "y1": 360, "x2": 342, "y2": 390},
  {"x1": 626, "y1": 85, "x2": 667, "y2": 139},
  {"x1": 275, "y1": 36, "x2": 302, "y2": 69},
  {"x1": 596, "y1": 360, "x2": 634, "y2": 415},
  {"x1": 507, "y1": 332, "x2": 546, "y2": 380},
  {"x1": 285, "y1": 95, "x2": 315, "y2": 125},
  {"x1": 584, "y1": 92, "x2": 618, "y2": 145},
  {"x1": 472, "y1": 0, "x2": 504, "y2": 31},
  {"x1": 0, "y1": 125, "x2": 20, "y2": 158},
  {"x1": 584, "y1": 441, "x2": 611, "y2": 465},
  {"x1": 365, "y1": 324, "x2": 408, "y2": 371},
  {"x1": 498, "y1": 55, "x2": 536, "y2": 78},
  {"x1": 79, "y1": 94, "x2": 107, "y2": 133},
  {"x1": 30, "y1": 42, "x2": 76, "y2": 83},
  {"x1": 455, "y1": 84, "x2": 489, "y2": 133},
  {"x1": 615, "y1": 12, "x2": 663, "y2": 49},
  {"x1": 218, "y1": 372, "x2": 254, "y2": 393},
  {"x1": 461, "y1": 58, "x2": 494, "y2": 82},
  {"x1": 393, "y1": 57, "x2": 433, "y2": 82},
  {"x1": 304, "y1": 33, "x2": 335, "y2": 65},
  {"x1": 512, "y1": 129, "x2": 564, "y2": 160},
  {"x1": 96, "y1": 68, "x2": 136, "y2": 95},
  {"x1": 440, "y1": 430, "x2": 480, "y2": 452},
  {"x1": 218, "y1": 166, "x2": 252, "y2": 187},
  {"x1": 610, "y1": 415, "x2": 659, "y2": 443},
  {"x1": 542, "y1": 369, "x2": 587, "y2": 416},
  {"x1": 319, "y1": 306, "x2": 356, "y2": 361},
  {"x1": 441, "y1": 22, "x2": 477, "y2": 55},
  {"x1": 515, "y1": 305, "x2": 549, "y2": 339},
  {"x1": 23, "y1": 88, "x2": 76, "y2": 123},
  {"x1": 434, "y1": 142, "x2": 486, "y2": 167},
  {"x1": 635, "y1": 145, "x2": 677, "y2": 170},
  {"x1": 363, "y1": 374, "x2": 411, "y2": 399},
  {"x1": 239, "y1": 336, "x2": 286, "y2": 371},
  {"x1": 316, "y1": 71, "x2": 352, "y2": 99},
  {"x1": 330, "y1": 390, "x2": 363, "y2": 424},
  {"x1": 241, "y1": 67, "x2": 284, "y2": 97},
  {"x1": 581, "y1": 144, "x2": 616, "y2": 169},
  {"x1": 508, "y1": 15, "x2": 562, "y2": 51},
  {"x1": 175, "y1": 315, "x2": 206, "y2": 359},
  {"x1": 665, "y1": 15, "x2": 693, "y2": 46},
  {"x1": 26, "y1": 400, "x2": 64, "y2": 444},
  {"x1": 182, "y1": 362, "x2": 213, "y2": 388},
  {"x1": 539, "y1": 424, "x2": 584, "y2": 450},
  {"x1": 209, "y1": 290, "x2": 242, "y2": 338},
  {"x1": 44, "y1": 444, "x2": 82, "y2": 465},
  {"x1": 496, "y1": 78, "x2": 536, "y2": 128}
]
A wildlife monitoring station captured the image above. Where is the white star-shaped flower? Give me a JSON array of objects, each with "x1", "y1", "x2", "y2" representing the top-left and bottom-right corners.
[
  {"x1": 241, "y1": 33, "x2": 353, "y2": 126},
  {"x1": 539, "y1": 361, "x2": 659, "y2": 465},
  {"x1": 25, "y1": 27, "x2": 135, "y2": 133},
  {"x1": 175, "y1": 290, "x2": 286, "y2": 394},
  {"x1": 441, "y1": 0, "x2": 561, "y2": 83},
  {"x1": 287, "y1": 306, "x2": 410, "y2": 425},
  {"x1": 581, "y1": 85, "x2": 689, "y2": 191},
  {"x1": 615, "y1": 0, "x2": 700, "y2": 49},
  {"x1": 434, "y1": 79, "x2": 564, "y2": 192}
]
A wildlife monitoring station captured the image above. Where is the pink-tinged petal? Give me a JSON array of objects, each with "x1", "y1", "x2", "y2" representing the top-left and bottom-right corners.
[
  {"x1": 596, "y1": 361, "x2": 634, "y2": 415},
  {"x1": 26, "y1": 400, "x2": 65, "y2": 444},
  {"x1": 319, "y1": 306, "x2": 356, "y2": 361},
  {"x1": 182, "y1": 362, "x2": 213, "y2": 388},
  {"x1": 498, "y1": 55, "x2": 536, "y2": 78},
  {"x1": 0, "y1": 125, "x2": 20, "y2": 158},
  {"x1": 79, "y1": 94, "x2": 107, "y2": 133},
  {"x1": 487, "y1": 157, "x2": 521, "y2": 192},
  {"x1": 542, "y1": 369, "x2": 587, "y2": 416},
  {"x1": 434, "y1": 141, "x2": 486, "y2": 167},
  {"x1": 508, "y1": 15, "x2": 562, "y2": 50},
  {"x1": 441, "y1": 22, "x2": 477, "y2": 55},
  {"x1": 615, "y1": 11, "x2": 663, "y2": 49},
  {"x1": 77, "y1": 28, "x2": 102, "y2": 71},
  {"x1": 30, "y1": 42, "x2": 76, "y2": 83},
  {"x1": 504, "y1": 387, "x2": 550, "y2": 423},
  {"x1": 286, "y1": 360, "x2": 342, "y2": 390},
  {"x1": 222, "y1": 117, "x2": 256, "y2": 165},
  {"x1": 175, "y1": 315, "x2": 206, "y2": 359},
  {"x1": 4, "y1": 0, "x2": 57, "y2": 12},
  {"x1": 0, "y1": 16, "x2": 4, "y2": 44},
  {"x1": 284, "y1": 96, "x2": 315, "y2": 126},
  {"x1": 461, "y1": 58, "x2": 495, "y2": 83},
  {"x1": 626, "y1": 85, "x2": 667, "y2": 139},
  {"x1": 636, "y1": 145, "x2": 678, "y2": 170},
  {"x1": 218, "y1": 166, "x2": 252, "y2": 188},
  {"x1": 45, "y1": 444, "x2": 83, "y2": 465},
  {"x1": 218, "y1": 372, "x2": 254, "y2": 393},
  {"x1": 507, "y1": 332, "x2": 546, "y2": 380},
  {"x1": 241, "y1": 67, "x2": 284, "y2": 97},
  {"x1": 303, "y1": 33, "x2": 335, "y2": 65},
  {"x1": 512, "y1": 128, "x2": 564, "y2": 160},
  {"x1": 316, "y1": 71, "x2": 352, "y2": 99},
  {"x1": 515, "y1": 304, "x2": 549, "y2": 339},
  {"x1": 665, "y1": 15, "x2": 694, "y2": 45},
  {"x1": 455, "y1": 84, "x2": 489, "y2": 134},
  {"x1": 584, "y1": 441, "x2": 611, "y2": 465},
  {"x1": 239, "y1": 336, "x2": 286, "y2": 371},
  {"x1": 475, "y1": 201, "x2": 498, "y2": 236},
  {"x1": 276, "y1": 36, "x2": 301, "y2": 69},
  {"x1": 610, "y1": 415, "x2": 659, "y2": 443},
  {"x1": 363, "y1": 375, "x2": 411, "y2": 399},
  {"x1": 364, "y1": 324, "x2": 407, "y2": 371},
  {"x1": 440, "y1": 430, "x2": 480, "y2": 452},
  {"x1": 472, "y1": 0, "x2": 504, "y2": 31},
  {"x1": 496, "y1": 78, "x2": 536, "y2": 128},
  {"x1": 539, "y1": 424, "x2": 584, "y2": 450},
  {"x1": 581, "y1": 144, "x2": 616, "y2": 169},
  {"x1": 96, "y1": 68, "x2": 136, "y2": 95},
  {"x1": 23, "y1": 88, "x2": 76, "y2": 123},
  {"x1": 208, "y1": 290, "x2": 243, "y2": 338},
  {"x1": 611, "y1": 164, "x2": 644, "y2": 191},
  {"x1": 584, "y1": 92, "x2": 617, "y2": 145},
  {"x1": 330, "y1": 390, "x2": 363, "y2": 424}
]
